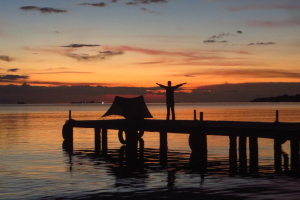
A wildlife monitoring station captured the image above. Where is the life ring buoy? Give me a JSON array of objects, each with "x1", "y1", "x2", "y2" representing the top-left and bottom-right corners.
[
  {"x1": 62, "y1": 122, "x2": 73, "y2": 140},
  {"x1": 118, "y1": 129, "x2": 144, "y2": 144},
  {"x1": 118, "y1": 130, "x2": 126, "y2": 144}
]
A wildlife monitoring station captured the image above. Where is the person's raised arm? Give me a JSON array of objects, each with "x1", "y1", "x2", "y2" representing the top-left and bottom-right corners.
[
  {"x1": 156, "y1": 83, "x2": 167, "y2": 89},
  {"x1": 174, "y1": 82, "x2": 187, "y2": 89}
]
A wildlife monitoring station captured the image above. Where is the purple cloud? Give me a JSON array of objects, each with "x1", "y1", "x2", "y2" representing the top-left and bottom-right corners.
[
  {"x1": 0, "y1": 74, "x2": 29, "y2": 82},
  {"x1": 227, "y1": 4, "x2": 300, "y2": 12},
  {"x1": 60, "y1": 44, "x2": 101, "y2": 48},
  {"x1": 0, "y1": 55, "x2": 14, "y2": 62},
  {"x1": 7, "y1": 68, "x2": 19, "y2": 72},
  {"x1": 66, "y1": 51, "x2": 123, "y2": 61},
  {"x1": 20, "y1": 6, "x2": 67, "y2": 13},
  {"x1": 248, "y1": 42, "x2": 275, "y2": 45},
  {"x1": 203, "y1": 40, "x2": 216, "y2": 43},
  {"x1": 78, "y1": 2, "x2": 107, "y2": 7}
]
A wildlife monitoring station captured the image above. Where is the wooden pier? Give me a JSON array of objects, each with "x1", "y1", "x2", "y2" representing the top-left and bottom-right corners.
[{"x1": 62, "y1": 112, "x2": 300, "y2": 175}]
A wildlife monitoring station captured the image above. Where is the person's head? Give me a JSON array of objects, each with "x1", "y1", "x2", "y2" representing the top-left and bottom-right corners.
[{"x1": 167, "y1": 81, "x2": 171, "y2": 86}]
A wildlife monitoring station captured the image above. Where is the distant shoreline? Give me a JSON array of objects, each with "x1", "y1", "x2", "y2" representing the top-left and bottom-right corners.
[{"x1": 251, "y1": 94, "x2": 300, "y2": 102}]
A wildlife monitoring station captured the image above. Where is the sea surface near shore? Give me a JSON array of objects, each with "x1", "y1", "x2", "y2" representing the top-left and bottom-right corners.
[{"x1": 1, "y1": 102, "x2": 300, "y2": 200}]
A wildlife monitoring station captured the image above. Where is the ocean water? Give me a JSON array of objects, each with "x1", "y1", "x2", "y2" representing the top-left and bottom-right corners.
[{"x1": 1, "y1": 102, "x2": 300, "y2": 200}]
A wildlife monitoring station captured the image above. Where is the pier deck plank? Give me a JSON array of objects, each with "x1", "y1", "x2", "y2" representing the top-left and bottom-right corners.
[{"x1": 67, "y1": 119, "x2": 300, "y2": 139}]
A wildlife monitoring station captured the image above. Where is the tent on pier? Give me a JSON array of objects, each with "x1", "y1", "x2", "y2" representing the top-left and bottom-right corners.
[{"x1": 102, "y1": 96, "x2": 153, "y2": 119}]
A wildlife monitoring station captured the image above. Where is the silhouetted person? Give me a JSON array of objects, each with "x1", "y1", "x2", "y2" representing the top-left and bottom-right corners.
[{"x1": 156, "y1": 81, "x2": 186, "y2": 120}]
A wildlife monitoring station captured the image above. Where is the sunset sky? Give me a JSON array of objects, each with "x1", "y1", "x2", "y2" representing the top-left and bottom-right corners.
[{"x1": 1, "y1": 0, "x2": 300, "y2": 101}]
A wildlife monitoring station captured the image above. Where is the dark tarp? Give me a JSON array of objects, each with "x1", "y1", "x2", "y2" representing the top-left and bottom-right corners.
[{"x1": 102, "y1": 96, "x2": 153, "y2": 119}]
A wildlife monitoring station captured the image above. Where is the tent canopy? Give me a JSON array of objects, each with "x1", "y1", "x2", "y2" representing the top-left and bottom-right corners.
[{"x1": 102, "y1": 96, "x2": 153, "y2": 119}]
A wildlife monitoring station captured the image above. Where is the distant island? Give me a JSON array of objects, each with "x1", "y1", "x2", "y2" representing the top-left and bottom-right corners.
[{"x1": 251, "y1": 94, "x2": 300, "y2": 102}]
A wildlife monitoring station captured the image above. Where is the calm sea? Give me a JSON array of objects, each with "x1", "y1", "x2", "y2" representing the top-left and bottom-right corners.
[{"x1": 1, "y1": 102, "x2": 300, "y2": 200}]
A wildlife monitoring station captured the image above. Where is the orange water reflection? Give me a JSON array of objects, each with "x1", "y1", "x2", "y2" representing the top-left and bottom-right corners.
[{"x1": 1, "y1": 103, "x2": 300, "y2": 199}]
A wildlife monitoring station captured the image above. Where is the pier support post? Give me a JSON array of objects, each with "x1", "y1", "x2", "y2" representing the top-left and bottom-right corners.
[
  {"x1": 189, "y1": 132, "x2": 207, "y2": 174},
  {"x1": 160, "y1": 131, "x2": 168, "y2": 166},
  {"x1": 229, "y1": 135, "x2": 237, "y2": 175},
  {"x1": 275, "y1": 110, "x2": 279, "y2": 123},
  {"x1": 125, "y1": 129, "x2": 139, "y2": 169},
  {"x1": 160, "y1": 131, "x2": 168, "y2": 151},
  {"x1": 249, "y1": 136, "x2": 258, "y2": 173},
  {"x1": 239, "y1": 136, "x2": 247, "y2": 175},
  {"x1": 138, "y1": 138, "x2": 145, "y2": 161},
  {"x1": 274, "y1": 138, "x2": 282, "y2": 173},
  {"x1": 200, "y1": 112, "x2": 203, "y2": 122},
  {"x1": 290, "y1": 139, "x2": 299, "y2": 174},
  {"x1": 102, "y1": 128, "x2": 107, "y2": 156},
  {"x1": 94, "y1": 127, "x2": 101, "y2": 155}
]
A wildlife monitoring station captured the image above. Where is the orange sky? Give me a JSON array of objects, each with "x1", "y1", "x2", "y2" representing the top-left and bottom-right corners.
[{"x1": 1, "y1": 0, "x2": 300, "y2": 91}]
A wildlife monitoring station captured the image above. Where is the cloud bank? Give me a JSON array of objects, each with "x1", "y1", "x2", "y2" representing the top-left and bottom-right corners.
[
  {"x1": 203, "y1": 31, "x2": 242, "y2": 44},
  {"x1": 246, "y1": 19, "x2": 300, "y2": 28},
  {"x1": 227, "y1": 3, "x2": 300, "y2": 12},
  {"x1": 126, "y1": 0, "x2": 168, "y2": 5},
  {"x1": 66, "y1": 51, "x2": 123, "y2": 61},
  {"x1": 0, "y1": 55, "x2": 14, "y2": 62},
  {"x1": 78, "y1": 3, "x2": 107, "y2": 7},
  {"x1": 183, "y1": 69, "x2": 300, "y2": 79},
  {"x1": 7, "y1": 68, "x2": 19, "y2": 72},
  {"x1": 60, "y1": 44, "x2": 101, "y2": 48},
  {"x1": 0, "y1": 75, "x2": 29, "y2": 82},
  {"x1": 20, "y1": 6, "x2": 67, "y2": 13},
  {"x1": 248, "y1": 42, "x2": 275, "y2": 45}
]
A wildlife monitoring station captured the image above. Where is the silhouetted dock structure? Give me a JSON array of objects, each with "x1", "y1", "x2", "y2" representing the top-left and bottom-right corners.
[{"x1": 62, "y1": 110, "x2": 300, "y2": 176}]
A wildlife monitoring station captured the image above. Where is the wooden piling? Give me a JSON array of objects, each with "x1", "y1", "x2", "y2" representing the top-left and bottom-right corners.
[
  {"x1": 200, "y1": 112, "x2": 203, "y2": 122},
  {"x1": 94, "y1": 127, "x2": 101, "y2": 155},
  {"x1": 69, "y1": 110, "x2": 72, "y2": 120},
  {"x1": 275, "y1": 110, "x2": 279, "y2": 123},
  {"x1": 194, "y1": 110, "x2": 196, "y2": 121},
  {"x1": 283, "y1": 152, "x2": 289, "y2": 172},
  {"x1": 229, "y1": 135, "x2": 237, "y2": 175},
  {"x1": 249, "y1": 136, "x2": 258, "y2": 173},
  {"x1": 160, "y1": 131, "x2": 168, "y2": 151},
  {"x1": 290, "y1": 139, "x2": 299, "y2": 174},
  {"x1": 274, "y1": 138, "x2": 282, "y2": 173},
  {"x1": 239, "y1": 136, "x2": 247, "y2": 175},
  {"x1": 138, "y1": 138, "x2": 145, "y2": 161},
  {"x1": 199, "y1": 133, "x2": 208, "y2": 174},
  {"x1": 125, "y1": 129, "x2": 139, "y2": 166},
  {"x1": 189, "y1": 132, "x2": 207, "y2": 173},
  {"x1": 102, "y1": 128, "x2": 107, "y2": 156},
  {"x1": 160, "y1": 131, "x2": 168, "y2": 166}
]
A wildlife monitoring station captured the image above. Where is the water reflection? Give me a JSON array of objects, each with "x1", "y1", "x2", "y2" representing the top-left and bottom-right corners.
[
  {"x1": 63, "y1": 142, "x2": 198, "y2": 188},
  {"x1": 63, "y1": 139, "x2": 252, "y2": 194},
  {"x1": 60, "y1": 134, "x2": 300, "y2": 199},
  {"x1": 62, "y1": 135, "x2": 295, "y2": 184}
]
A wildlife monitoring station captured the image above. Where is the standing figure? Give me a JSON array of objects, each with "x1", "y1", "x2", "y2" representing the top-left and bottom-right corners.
[{"x1": 156, "y1": 81, "x2": 186, "y2": 120}]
